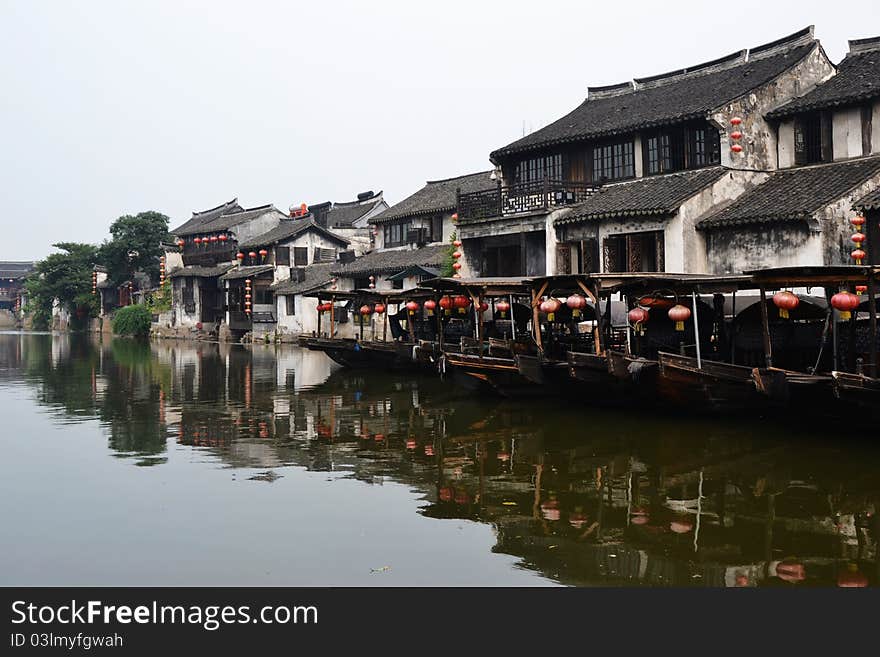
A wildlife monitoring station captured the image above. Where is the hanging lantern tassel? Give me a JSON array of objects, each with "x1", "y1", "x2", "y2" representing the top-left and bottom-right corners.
[{"x1": 668, "y1": 304, "x2": 691, "y2": 332}]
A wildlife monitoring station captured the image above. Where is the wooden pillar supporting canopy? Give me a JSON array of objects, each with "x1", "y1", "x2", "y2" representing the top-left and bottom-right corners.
[
  {"x1": 575, "y1": 277, "x2": 602, "y2": 355},
  {"x1": 869, "y1": 273, "x2": 877, "y2": 378},
  {"x1": 531, "y1": 281, "x2": 548, "y2": 353},
  {"x1": 758, "y1": 287, "x2": 773, "y2": 368}
]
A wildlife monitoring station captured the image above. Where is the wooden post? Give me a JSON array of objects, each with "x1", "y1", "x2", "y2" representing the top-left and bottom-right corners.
[
  {"x1": 383, "y1": 296, "x2": 389, "y2": 342},
  {"x1": 730, "y1": 291, "x2": 737, "y2": 365},
  {"x1": 869, "y1": 273, "x2": 877, "y2": 378},
  {"x1": 329, "y1": 294, "x2": 335, "y2": 338},
  {"x1": 691, "y1": 290, "x2": 702, "y2": 369},
  {"x1": 576, "y1": 278, "x2": 602, "y2": 355},
  {"x1": 317, "y1": 297, "x2": 322, "y2": 337},
  {"x1": 531, "y1": 281, "x2": 548, "y2": 353},
  {"x1": 759, "y1": 287, "x2": 773, "y2": 368},
  {"x1": 436, "y1": 295, "x2": 444, "y2": 350}
]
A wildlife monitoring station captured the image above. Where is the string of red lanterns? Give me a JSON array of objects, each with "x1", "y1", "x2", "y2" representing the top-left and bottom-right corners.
[
  {"x1": 730, "y1": 116, "x2": 743, "y2": 154},
  {"x1": 244, "y1": 278, "x2": 252, "y2": 315}
]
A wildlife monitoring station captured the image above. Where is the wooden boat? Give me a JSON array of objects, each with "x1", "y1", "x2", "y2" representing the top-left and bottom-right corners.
[
  {"x1": 606, "y1": 350, "x2": 659, "y2": 396},
  {"x1": 831, "y1": 371, "x2": 880, "y2": 414},
  {"x1": 300, "y1": 336, "x2": 434, "y2": 372},
  {"x1": 442, "y1": 351, "x2": 544, "y2": 397},
  {"x1": 567, "y1": 350, "x2": 610, "y2": 386},
  {"x1": 656, "y1": 352, "x2": 787, "y2": 411}
]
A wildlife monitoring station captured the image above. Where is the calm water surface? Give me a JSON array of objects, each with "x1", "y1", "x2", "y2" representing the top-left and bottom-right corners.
[{"x1": 1, "y1": 331, "x2": 877, "y2": 587}]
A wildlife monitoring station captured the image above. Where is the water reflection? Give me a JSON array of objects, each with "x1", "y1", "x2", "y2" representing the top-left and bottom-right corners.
[{"x1": 0, "y1": 330, "x2": 877, "y2": 587}]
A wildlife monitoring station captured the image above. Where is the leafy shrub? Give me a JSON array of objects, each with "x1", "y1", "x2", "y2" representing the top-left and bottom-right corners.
[{"x1": 112, "y1": 304, "x2": 152, "y2": 338}]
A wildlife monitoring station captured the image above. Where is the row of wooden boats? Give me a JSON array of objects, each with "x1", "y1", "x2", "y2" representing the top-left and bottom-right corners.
[{"x1": 300, "y1": 267, "x2": 880, "y2": 421}]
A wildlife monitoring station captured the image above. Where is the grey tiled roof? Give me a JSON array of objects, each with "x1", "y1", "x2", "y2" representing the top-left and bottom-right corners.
[
  {"x1": 199, "y1": 205, "x2": 285, "y2": 233},
  {"x1": 767, "y1": 40, "x2": 880, "y2": 118},
  {"x1": 238, "y1": 218, "x2": 349, "y2": 249},
  {"x1": 172, "y1": 198, "x2": 243, "y2": 236},
  {"x1": 555, "y1": 167, "x2": 726, "y2": 225},
  {"x1": 271, "y1": 263, "x2": 334, "y2": 295},
  {"x1": 0, "y1": 261, "x2": 35, "y2": 279},
  {"x1": 491, "y1": 31, "x2": 816, "y2": 160},
  {"x1": 371, "y1": 172, "x2": 494, "y2": 223},
  {"x1": 327, "y1": 199, "x2": 383, "y2": 227},
  {"x1": 331, "y1": 245, "x2": 447, "y2": 277},
  {"x1": 854, "y1": 187, "x2": 880, "y2": 211},
  {"x1": 167, "y1": 263, "x2": 235, "y2": 279},
  {"x1": 219, "y1": 265, "x2": 275, "y2": 281},
  {"x1": 698, "y1": 157, "x2": 880, "y2": 229}
]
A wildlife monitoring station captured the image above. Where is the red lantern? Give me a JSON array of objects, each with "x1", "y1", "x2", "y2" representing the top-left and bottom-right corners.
[
  {"x1": 851, "y1": 232, "x2": 866, "y2": 245},
  {"x1": 406, "y1": 300, "x2": 419, "y2": 315},
  {"x1": 218, "y1": 234, "x2": 228, "y2": 242},
  {"x1": 668, "y1": 304, "x2": 691, "y2": 331},
  {"x1": 731, "y1": 144, "x2": 743, "y2": 153},
  {"x1": 374, "y1": 303, "x2": 385, "y2": 314},
  {"x1": 439, "y1": 296, "x2": 453, "y2": 315},
  {"x1": 259, "y1": 249, "x2": 268, "y2": 258},
  {"x1": 176, "y1": 239, "x2": 185, "y2": 248},
  {"x1": 772, "y1": 290, "x2": 799, "y2": 319},
  {"x1": 566, "y1": 294, "x2": 587, "y2": 318},
  {"x1": 193, "y1": 237, "x2": 201, "y2": 244},
  {"x1": 423, "y1": 299, "x2": 436, "y2": 315},
  {"x1": 453, "y1": 240, "x2": 462, "y2": 248},
  {"x1": 451, "y1": 212, "x2": 459, "y2": 223},
  {"x1": 851, "y1": 214, "x2": 866, "y2": 229},
  {"x1": 452, "y1": 251, "x2": 462, "y2": 259},
  {"x1": 478, "y1": 301, "x2": 489, "y2": 313},
  {"x1": 730, "y1": 131, "x2": 743, "y2": 140},
  {"x1": 856, "y1": 284, "x2": 868, "y2": 296},
  {"x1": 837, "y1": 563, "x2": 868, "y2": 588},
  {"x1": 628, "y1": 307, "x2": 649, "y2": 326},
  {"x1": 453, "y1": 295, "x2": 470, "y2": 314},
  {"x1": 540, "y1": 298, "x2": 561, "y2": 321},
  {"x1": 248, "y1": 251, "x2": 257, "y2": 260},
  {"x1": 831, "y1": 291, "x2": 859, "y2": 320},
  {"x1": 730, "y1": 117, "x2": 742, "y2": 126},
  {"x1": 360, "y1": 304, "x2": 372, "y2": 316},
  {"x1": 236, "y1": 252, "x2": 245, "y2": 261},
  {"x1": 210, "y1": 235, "x2": 218, "y2": 243},
  {"x1": 452, "y1": 262, "x2": 462, "y2": 271},
  {"x1": 851, "y1": 249, "x2": 866, "y2": 264},
  {"x1": 496, "y1": 300, "x2": 510, "y2": 318},
  {"x1": 316, "y1": 304, "x2": 323, "y2": 313}
]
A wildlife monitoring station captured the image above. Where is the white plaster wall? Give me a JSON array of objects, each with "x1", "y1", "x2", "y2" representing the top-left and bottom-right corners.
[
  {"x1": 276, "y1": 294, "x2": 319, "y2": 336},
  {"x1": 873, "y1": 99, "x2": 880, "y2": 155},
  {"x1": 832, "y1": 107, "x2": 864, "y2": 160},
  {"x1": 230, "y1": 211, "x2": 284, "y2": 244},
  {"x1": 777, "y1": 120, "x2": 795, "y2": 168},
  {"x1": 712, "y1": 44, "x2": 835, "y2": 171}
]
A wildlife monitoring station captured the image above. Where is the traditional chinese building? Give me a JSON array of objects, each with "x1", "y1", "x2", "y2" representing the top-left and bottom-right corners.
[
  {"x1": 308, "y1": 191, "x2": 388, "y2": 256},
  {"x1": 700, "y1": 35, "x2": 880, "y2": 272},
  {"x1": 0, "y1": 261, "x2": 34, "y2": 320},
  {"x1": 456, "y1": 27, "x2": 836, "y2": 276}
]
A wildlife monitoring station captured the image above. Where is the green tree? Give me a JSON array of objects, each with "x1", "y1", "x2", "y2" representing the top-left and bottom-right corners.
[
  {"x1": 25, "y1": 242, "x2": 100, "y2": 329},
  {"x1": 441, "y1": 230, "x2": 458, "y2": 278},
  {"x1": 99, "y1": 211, "x2": 170, "y2": 287},
  {"x1": 112, "y1": 304, "x2": 153, "y2": 338}
]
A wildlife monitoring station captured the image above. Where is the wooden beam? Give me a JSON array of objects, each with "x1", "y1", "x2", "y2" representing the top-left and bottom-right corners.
[
  {"x1": 591, "y1": 281, "x2": 604, "y2": 355},
  {"x1": 869, "y1": 275, "x2": 877, "y2": 378}
]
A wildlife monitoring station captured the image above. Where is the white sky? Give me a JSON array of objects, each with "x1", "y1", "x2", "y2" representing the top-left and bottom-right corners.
[{"x1": 1, "y1": 0, "x2": 876, "y2": 259}]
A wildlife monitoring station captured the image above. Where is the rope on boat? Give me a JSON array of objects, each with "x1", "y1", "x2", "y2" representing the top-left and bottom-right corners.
[
  {"x1": 694, "y1": 470, "x2": 704, "y2": 553},
  {"x1": 811, "y1": 308, "x2": 833, "y2": 374}
]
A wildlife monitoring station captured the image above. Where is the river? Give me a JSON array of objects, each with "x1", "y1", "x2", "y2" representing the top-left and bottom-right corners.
[{"x1": 0, "y1": 331, "x2": 876, "y2": 587}]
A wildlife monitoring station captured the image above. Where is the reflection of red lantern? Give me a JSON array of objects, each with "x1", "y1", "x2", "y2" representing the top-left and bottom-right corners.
[
  {"x1": 772, "y1": 291, "x2": 799, "y2": 319},
  {"x1": 566, "y1": 294, "x2": 587, "y2": 318},
  {"x1": 630, "y1": 506, "x2": 649, "y2": 525},
  {"x1": 453, "y1": 295, "x2": 470, "y2": 314},
  {"x1": 423, "y1": 299, "x2": 436, "y2": 315},
  {"x1": 405, "y1": 439, "x2": 416, "y2": 450},
  {"x1": 776, "y1": 561, "x2": 805, "y2": 583},
  {"x1": 668, "y1": 304, "x2": 691, "y2": 331},
  {"x1": 406, "y1": 300, "x2": 419, "y2": 315},
  {"x1": 496, "y1": 300, "x2": 510, "y2": 318},
  {"x1": 837, "y1": 562, "x2": 868, "y2": 588},
  {"x1": 424, "y1": 444, "x2": 434, "y2": 456},
  {"x1": 670, "y1": 515, "x2": 694, "y2": 534},
  {"x1": 569, "y1": 509, "x2": 589, "y2": 529},
  {"x1": 439, "y1": 486, "x2": 453, "y2": 502},
  {"x1": 454, "y1": 490, "x2": 470, "y2": 505},
  {"x1": 373, "y1": 303, "x2": 385, "y2": 314},
  {"x1": 439, "y1": 296, "x2": 453, "y2": 315},
  {"x1": 540, "y1": 499, "x2": 560, "y2": 521},
  {"x1": 831, "y1": 291, "x2": 859, "y2": 320}
]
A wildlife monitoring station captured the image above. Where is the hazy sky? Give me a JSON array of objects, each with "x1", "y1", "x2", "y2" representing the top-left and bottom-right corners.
[{"x1": 1, "y1": 0, "x2": 875, "y2": 259}]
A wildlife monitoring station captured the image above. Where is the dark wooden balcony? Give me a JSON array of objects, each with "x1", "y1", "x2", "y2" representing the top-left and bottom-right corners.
[
  {"x1": 182, "y1": 243, "x2": 236, "y2": 267},
  {"x1": 457, "y1": 179, "x2": 599, "y2": 221}
]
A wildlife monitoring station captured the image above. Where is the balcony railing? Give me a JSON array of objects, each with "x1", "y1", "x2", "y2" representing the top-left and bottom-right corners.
[{"x1": 457, "y1": 179, "x2": 599, "y2": 221}]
